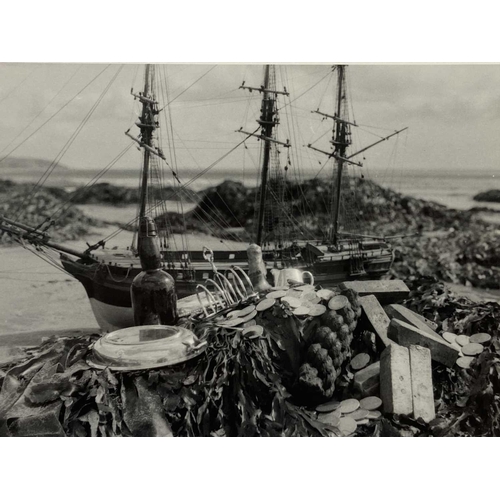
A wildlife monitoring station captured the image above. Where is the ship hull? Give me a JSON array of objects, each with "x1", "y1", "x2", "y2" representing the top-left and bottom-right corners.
[
  {"x1": 61, "y1": 244, "x2": 393, "y2": 332},
  {"x1": 60, "y1": 255, "x2": 197, "y2": 332}
]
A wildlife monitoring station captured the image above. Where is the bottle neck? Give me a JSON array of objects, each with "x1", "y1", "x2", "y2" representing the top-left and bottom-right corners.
[{"x1": 138, "y1": 216, "x2": 162, "y2": 271}]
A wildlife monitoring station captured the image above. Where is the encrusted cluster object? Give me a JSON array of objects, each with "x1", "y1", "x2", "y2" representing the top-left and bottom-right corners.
[
  {"x1": 296, "y1": 287, "x2": 361, "y2": 402},
  {"x1": 191, "y1": 276, "x2": 362, "y2": 408}
]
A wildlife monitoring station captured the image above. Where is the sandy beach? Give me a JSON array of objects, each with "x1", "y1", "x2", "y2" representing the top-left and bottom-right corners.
[
  {"x1": 0, "y1": 246, "x2": 99, "y2": 335},
  {"x1": 0, "y1": 204, "x2": 248, "y2": 337},
  {"x1": 2, "y1": 201, "x2": 500, "y2": 339}
]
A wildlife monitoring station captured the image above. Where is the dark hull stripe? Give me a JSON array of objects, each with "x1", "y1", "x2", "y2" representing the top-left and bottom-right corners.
[{"x1": 61, "y1": 252, "x2": 392, "y2": 310}]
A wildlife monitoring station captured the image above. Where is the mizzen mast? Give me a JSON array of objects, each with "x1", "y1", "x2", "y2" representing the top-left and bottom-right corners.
[
  {"x1": 307, "y1": 65, "x2": 407, "y2": 247},
  {"x1": 308, "y1": 66, "x2": 360, "y2": 247}
]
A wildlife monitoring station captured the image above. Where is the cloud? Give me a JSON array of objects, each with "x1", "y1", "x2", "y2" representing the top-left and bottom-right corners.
[{"x1": 1, "y1": 63, "x2": 500, "y2": 177}]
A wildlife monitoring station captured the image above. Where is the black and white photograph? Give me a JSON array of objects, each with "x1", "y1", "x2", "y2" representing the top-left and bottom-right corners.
[
  {"x1": 2, "y1": 59, "x2": 499, "y2": 439},
  {"x1": 2, "y1": 1, "x2": 499, "y2": 497},
  {"x1": 2, "y1": 6, "x2": 500, "y2": 491}
]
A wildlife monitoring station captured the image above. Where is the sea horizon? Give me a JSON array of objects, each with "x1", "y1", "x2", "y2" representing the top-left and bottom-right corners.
[{"x1": 2, "y1": 165, "x2": 500, "y2": 213}]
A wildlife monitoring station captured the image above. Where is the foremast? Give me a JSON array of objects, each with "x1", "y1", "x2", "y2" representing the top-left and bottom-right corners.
[
  {"x1": 125, "y1": 64, "x2": 166, "y2": 250},
  {"x1": 138, "y1": 64, "x2": 153, "y2": 221}
]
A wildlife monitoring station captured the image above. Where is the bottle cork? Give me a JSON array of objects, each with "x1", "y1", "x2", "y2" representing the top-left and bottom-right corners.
[{"x1": 247, "y1": 244, "x2": 272, "y2": 292}]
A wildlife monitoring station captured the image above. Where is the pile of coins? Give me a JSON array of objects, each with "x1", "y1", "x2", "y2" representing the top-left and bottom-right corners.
[
  {"x1": 315, "y1": 396, "x2": 383, "y2": 436},
  {"x1": 195, "y1": 281, "x2": 363, "y2": 416},
  {"x1": 261, "y1": 284, "x2": 329, "y2": 317},
  {"x1": 204, "y1": 283, "x2": 343, "y2": 340},
  {"x1": 441, "y1": 332, "x2": 491, "y2": 369}
]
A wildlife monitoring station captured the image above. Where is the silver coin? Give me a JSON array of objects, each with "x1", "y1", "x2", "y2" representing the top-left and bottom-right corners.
[
  {"x1": 462, "y1": 343, "x2": 484, "y2": 356},
  {"x1": 237, "y1": 304, "x2": 256, "y2": 317},
  {"x1": 316, "y1": 400, "x2": 341, "y2": 413},
  {"x1": 317, "y1": 412, "x2": 341, "y2": 428},
  {"x1": 294, "y1": 284, "x2": 315, "y2": 292},
  {"x1": 469, "y1": 333, "x2": 491, "y2": 344},
  {"x1": 308, "y1": 304, "x2": 327, "y2": 317},
  {"x1": 456, "y1": 335, "x2": 470, "y2": 347},
  {"x1": 317, "y1": 289, "x2": 335, "y2": 300},
  {"x1": 442, "y1": 332, "x2": 457, "y2": 344},
  {"x1": 350, "y1": 408, "x2": 369, "y2": 421},
  {"x1": 239, "y1": 309, "x2": 257, "y2": 323},
  {"x1": 256, "y1": 298, "x2": 276, "y2": 312},
  {"x1": 301, "y1": 291, "x2": 318, "y2": 302},
  {"x1": 293, "y1": 306, "x2": 310, "y2": 316},
  {"x1": 359, "y1": 396, "x2": 382, "y2": 411},
  {"x1": 338, "y1": 417, "x2": 357, "y2": 436},
  {"x1": 328, "y1": 295, "x2": 349, "y2": 311},
  {"x1": 339, "y1": 398, "x2": 360, "y2": 414},
  {"x1": 242, "y1": 325, "x2": 264, "y2": 338},
  {"x1": 218, "y1": 317, "x2": 247, "y2": 328},
  {"x1": 456, "y1": 356, "x2": 474, "y2": 369},
  {"x1": 282, "y1": 296, "x2": 302, "y2": 308}
]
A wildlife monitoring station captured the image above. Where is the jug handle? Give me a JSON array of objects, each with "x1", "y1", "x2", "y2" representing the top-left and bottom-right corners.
[{"x1": 302, "y1": 271, "x2": 314, "y2": 285}]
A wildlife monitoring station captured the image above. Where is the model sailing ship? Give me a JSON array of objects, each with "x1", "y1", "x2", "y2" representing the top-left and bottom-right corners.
[
  {"x1": 238, "y1": 64, "x2": 407, "y2": 286},
  {"x1": 0, "y1": 64, "x2": 406, "y2": 332}
]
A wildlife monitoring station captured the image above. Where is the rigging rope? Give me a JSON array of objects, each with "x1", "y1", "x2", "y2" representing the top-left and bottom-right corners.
[
  {"x1": 0, "y1": 65, "x2": 40, "y2": 106},
  {"x1": 277, "y1": 69, "x2": 332, "y2": 112},
  {"x1": 18, "y1": 238, "x2": 75, "y2": 279},
  {"x1": 159, "y1": 64, "x2": 190, "y2": 258},
  {"x1": 100, "y1": 130, "x2": 258, "y2": 244},
  {"x1": 0, "y1": 65, "x2": 82, "y2": 157},
  {"x1": 49, "y1": 142, "x2": 135, "y2": 220},
  {"x1": 157, "y1": 65, "x2": 217, "y2": 112},
  {"x1": 0, "y1": 64, "x2": 111, "y2": 166},
  {"x1": 13, "y1": 65, "x2": 123, "y2": 222},
  {"x1": 280, "y1": 66, "x2": 324, "y2": 240},
  {"x1": 170, "y1": 129, "x2": 247, "y2": 241}
]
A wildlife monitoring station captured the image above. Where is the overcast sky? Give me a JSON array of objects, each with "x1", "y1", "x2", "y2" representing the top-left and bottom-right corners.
[{"x1": 1, "y1": 63, "x2": 499, "y2": 186}]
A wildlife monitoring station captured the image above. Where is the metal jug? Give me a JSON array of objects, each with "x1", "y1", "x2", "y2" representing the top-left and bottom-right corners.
[{"x1": 272, "y1": 268, "x2": 314, "y2": 288}]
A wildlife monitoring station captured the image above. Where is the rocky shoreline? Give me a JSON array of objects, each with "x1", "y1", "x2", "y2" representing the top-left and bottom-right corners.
[
  {"x1": 2, "y1": 178, "x2": 500, "y2": 291},
  {"x1": 2, "y1": 179, "x2": 500, "y2": 437},
  {"x1": 473, "y1": 189, "x2": 500, "y2": 203}
]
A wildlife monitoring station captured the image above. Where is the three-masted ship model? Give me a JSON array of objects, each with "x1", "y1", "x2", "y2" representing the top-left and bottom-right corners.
[{"x1": 1, "y1": 64, "x2": 406, "y2": 332}]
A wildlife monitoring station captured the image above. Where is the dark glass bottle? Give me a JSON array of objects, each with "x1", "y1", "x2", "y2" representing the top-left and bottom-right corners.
[{"x1": 130, "y1": 217, "x2": 178, "y2": 326}]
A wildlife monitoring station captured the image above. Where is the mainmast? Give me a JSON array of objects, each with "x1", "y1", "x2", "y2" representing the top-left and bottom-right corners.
[
  {"x1": 256, "y1": 65, "x2": 273, "y2": 246},
  {"x1": 330, "y1": 65, "x2": 347, "y2": 246},
  {"x1": 238, "y1": 65, "x2": 290, "y2": 247}
]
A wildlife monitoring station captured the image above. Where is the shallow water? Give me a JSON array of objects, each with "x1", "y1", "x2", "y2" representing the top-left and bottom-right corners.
[
  {"x1": 373, "y1": 169, "x2": 500, "y2": 211},
  {"x1": 5, "y1": 167, "x2": 500, "y2": 213}
]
